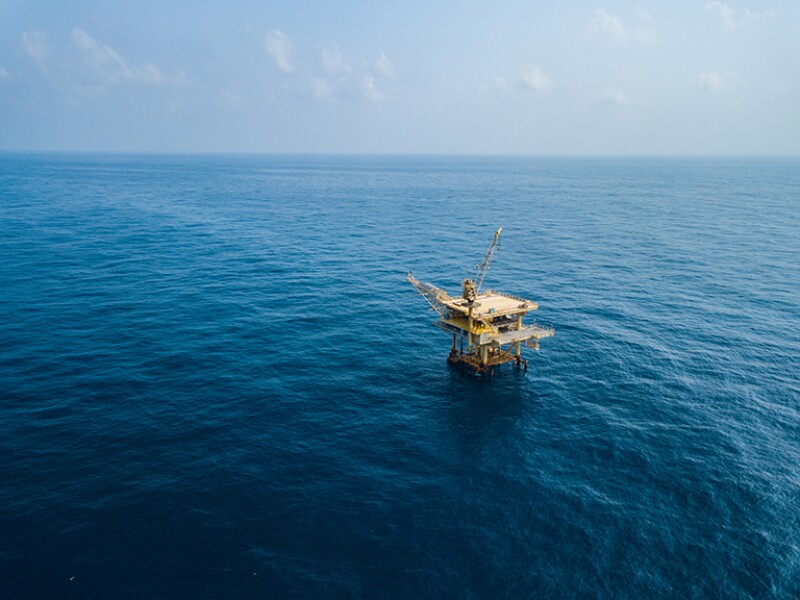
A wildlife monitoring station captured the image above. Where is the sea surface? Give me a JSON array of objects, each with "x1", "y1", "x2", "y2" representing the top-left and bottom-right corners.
[{"x1": 0, "y1": 154, "x2": 798, "y2": 598}]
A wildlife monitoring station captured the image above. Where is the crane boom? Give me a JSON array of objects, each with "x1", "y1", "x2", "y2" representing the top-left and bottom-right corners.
[
  {"x1": 406, "y1": 272, "x2": 451, "y2": 319},
  {"x1": 474, "y1": 227, "x2": 502, "y2": 293}
]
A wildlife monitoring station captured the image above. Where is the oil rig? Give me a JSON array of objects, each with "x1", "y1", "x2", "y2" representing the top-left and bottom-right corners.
[{"x1": 407, "y1": 228, "x2": 554, "y2": 375}]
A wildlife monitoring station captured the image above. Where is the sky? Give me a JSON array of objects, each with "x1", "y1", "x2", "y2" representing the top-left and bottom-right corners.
[{"x1": 1, "y1": 0, "x2": 799, "y2": 154}]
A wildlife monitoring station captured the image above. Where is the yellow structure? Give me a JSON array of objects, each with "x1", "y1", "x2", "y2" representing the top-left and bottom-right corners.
[{"x1": 407, "y1": 228, "x2": 554, "y2": 375}]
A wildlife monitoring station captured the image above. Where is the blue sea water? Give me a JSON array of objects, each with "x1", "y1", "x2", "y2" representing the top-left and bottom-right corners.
[{"x1": 0, "y1": 154, "x2": 798, "y2": 598}]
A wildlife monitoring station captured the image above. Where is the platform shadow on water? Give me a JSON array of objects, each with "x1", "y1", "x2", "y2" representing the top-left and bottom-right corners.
[{"x1": 434, "y1": 365, "x2": 537, "y2": 459}]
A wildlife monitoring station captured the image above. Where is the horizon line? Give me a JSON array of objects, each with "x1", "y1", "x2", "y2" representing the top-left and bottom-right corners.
[{"x1": 1, "y1": 150, "x2": 799, "y2": 159}]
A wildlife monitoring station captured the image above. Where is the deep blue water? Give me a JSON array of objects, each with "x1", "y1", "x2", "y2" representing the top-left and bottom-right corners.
[{"x1": 0, "y1": 154, "x2": 798, "y2": 598}]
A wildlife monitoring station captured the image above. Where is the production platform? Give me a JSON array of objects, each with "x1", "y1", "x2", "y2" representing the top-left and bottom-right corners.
[{"x1": 407, "y1": 228, "x2": 554, "y2": 375}]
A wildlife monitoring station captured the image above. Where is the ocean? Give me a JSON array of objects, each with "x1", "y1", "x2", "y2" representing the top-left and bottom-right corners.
[{"x1": 0, "y1": 154, "x2": 798, "y2": 598}]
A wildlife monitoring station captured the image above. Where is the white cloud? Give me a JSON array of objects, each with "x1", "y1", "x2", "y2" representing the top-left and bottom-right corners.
[
  {"x1": 705, "y1": 1, "x2": 735, "y2": 31},
  {"x1": 493, "y1": 76, "x2": 511, "y2": 93},
  {"x1": 265, "y1": 29, "x2": 293, "y2": 73},
  {"x1": 478, "y1": 76, "x2": 506, "y2": 95},
  {"x1": 481, "y1": 68, "x2": 552, "y2": 95},
  {"x1": 321, "y1": 43, "x2": 352, "y2": 75},
  {"x1": 599, "y1": 87, "x2": 627, "y2": 104},
  {"x1": 0, "y1": 66, "x2": 10, "y2": 78},
  {"x1": 520, "y1": 65, "x2": 552, "y2": 91},
  {"x1": 21, "y1": 30, "x2": 47, "y2": 70},
  {"x1": 374, "y1": 51, "x2": 395, "y2": 77},
  {"x1": 313, "y1": 44, "x2": 386, "y2": 101},
  {"x1": 219, "y1": 87, "x2": 251, "y2": 109},
  {"x1": 705, "y1": 1, "x2": 775, "y2": 32},
  {"x1": 71, "y1": 28, "x2": 185, "y2": 86},
  {"x1": 590, "y1": 10, "x2": 626, "y2": 42},
  {"x1": 588, "y1": 9, "x2": 656, "y2": 45},
  {"x1": 360, "y1": 74, "x2": 382, "y2": 101},
  {"x1": 163, "y1": 96, "x2": 185, "y2": 114},
  {"x1": 697, "y1": 71, "x2": 743, "y2": 92},
  {"x1": 697, "y1": 72, "x2": 724, "y2": 91},
  {"x1": 261, "y1": 33, "x2": 391, "y2": 102},
  {"x1": 312, "y1": 77, "x2": 333, "y2": 98}
]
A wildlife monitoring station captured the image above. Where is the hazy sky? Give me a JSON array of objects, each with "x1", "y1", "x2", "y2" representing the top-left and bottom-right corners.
[{"x1": 1, "y1": 1, "x2": 798, "y2": 154}]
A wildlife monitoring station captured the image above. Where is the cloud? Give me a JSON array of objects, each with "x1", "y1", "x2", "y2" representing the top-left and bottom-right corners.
[
  {"x1": 705, "y1": 1, "x2": 735, "y2": 30},
  {"x1": 21, "y1": 30, "x2": 47, "y2": 70},
  {"x1": 705, "y1": 1, "x2": 775, "y2": 32},
  {"x1": 312, "y1": 77, "x2": 333, "y2": 98},
  {"x1": 696, "y1": 72, "x2": 738, "y2": 92},
  {"x1": 163, "y1": 96, "x2": 185, "y2": 114},
  {"x1": 696, "y1": 71, "x2": 742, "y2": 92},
  {"x1": 481, "y1": 67, "x2": 553, "y2": 95},
  {"x1": 599, "y1": 87, "x2": 627, "y2": 104},
  {"x1": 360, "y1": 74, "x2": 382, "y2": 101},
  {"x1": 0, "y1": 66, "x2": 10, "y2": 79},
  {"x1": 321, "y1": 43, "x2": 352, "y2": 75},
  {"x1": 71, "y1": 28, "x2": 185, "y2": 86},
  {"x1": 590, "y1": 10, "x2": 626, "y2": 42},
  {"x1": 374, "y1": 51, "x2": 395, "y2": 77},
  {"x1": 265, "y1": 29, "x2": 293, "y2": 73},
  {"x1": 219, "y1": 87, "x2": 251, "y2": 109},
  {"x1": 588, "y1": 9, "x2": 656, "y2": 45},
  {"x1": 260, "y1": 32, "x2": 391, "y2": 101},
  {"x1": 520, "y1": 65, "x2": 552, "y2": 91},
  {"x1": 493, "y1": 76, "x2": 511, "y2": 93},
  {"x1": 313, "y1": 44, "x2": 388, "y2": 101}
]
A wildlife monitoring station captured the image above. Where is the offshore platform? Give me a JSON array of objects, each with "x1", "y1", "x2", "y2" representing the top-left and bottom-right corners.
[{"x1": 407, "y1": 228, "x2": 554, "y2": 375}]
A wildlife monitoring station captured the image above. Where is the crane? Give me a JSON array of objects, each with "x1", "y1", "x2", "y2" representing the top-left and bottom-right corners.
[
  {"x1": 459, "y1": 226, "x2": 501, "y2": 304},
  {"x1": 474, "y1": 226, "x2": 502, "y2": 294}
]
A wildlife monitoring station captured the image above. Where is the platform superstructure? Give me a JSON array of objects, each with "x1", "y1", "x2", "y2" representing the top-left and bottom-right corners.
[{"x1": 407, "y1": 228, "x2": 553, "y2": 374}]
